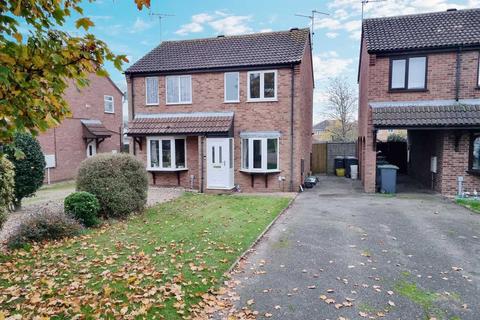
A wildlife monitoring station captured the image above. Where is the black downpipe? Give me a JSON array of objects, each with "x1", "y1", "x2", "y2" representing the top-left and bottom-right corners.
[
  {"x1": 130, "y1": 76, "x2": 137, "y2": 155},
  {"x1": 290, "y1": 64, "x2": 295, "y2": 192},
  {"x1": 455, "y1": 47, "x2": 462, "y2": 101}
]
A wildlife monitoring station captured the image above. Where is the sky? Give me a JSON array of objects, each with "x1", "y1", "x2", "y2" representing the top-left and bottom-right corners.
[{"x1": 59, "y1": 0, "x2": 480, "y2": 122}]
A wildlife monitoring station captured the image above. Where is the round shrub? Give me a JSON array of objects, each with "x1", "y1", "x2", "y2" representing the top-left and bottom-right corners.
[
  {"x1": 6, "y1": 207, "x2": 83, "y2": 249},
  {"x1": 0, "y1": 155, "x2": 15, "y2": 228},
  {"x1": 76, "y1": 153, "x2": 148, "y2": 218},
  {"x1": 5, "y1": 132, "x2": 45, "y2": 207},
  {"x1": 64, "y1": 191, "x2": 101, "y2": 227}
]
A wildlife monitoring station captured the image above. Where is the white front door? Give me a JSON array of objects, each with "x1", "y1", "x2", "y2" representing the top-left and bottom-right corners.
[{"x1": 206, "y1": 138, "x2": 234, "y2": 189}]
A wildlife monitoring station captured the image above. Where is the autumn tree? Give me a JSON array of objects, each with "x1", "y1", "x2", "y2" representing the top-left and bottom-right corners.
[
  {"x1": 323, "y1": 77, "x2": 358, "y2": 142},
  {"x1": 0, "y1": 0, "x2": 150, "y2": 145}
]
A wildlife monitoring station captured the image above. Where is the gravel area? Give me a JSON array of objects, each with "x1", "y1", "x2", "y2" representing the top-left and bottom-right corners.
[{"x1": 0, "y1": 186, "x2": 185, "y2": 249}]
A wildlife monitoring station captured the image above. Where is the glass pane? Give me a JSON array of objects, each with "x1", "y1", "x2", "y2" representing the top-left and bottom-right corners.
[
  {"x1": 162, "y1": 140, "x2": 171, "y2": 168},
  {"x1": 473, "y1": 137, "x2": 480, "y2": 170},
  {"x1": 150, "y1": 140, "x2": 159, "y2": 168},
  {"x1": 253, "y1": 139, "x2": 262, "y2": 169},
  {"x1": 167, "y1": 76, "x2": 179, "y2": 103},
  {"x1": 179, "y1": 76, "x2": 191, "y2": 102},
  {"x1": 267, "y1": 138, "x2": 278, "y2": 170},
  {"x1": 146, "y1": 78, "x2": 158, "y2": 104},
  {"x1": 264, "y1": 72, "x2": 275, "y2": 98},
  {"x1": 408, "y1": 57, "x2": 426, "y2": 89},
  {"x1": 391, "y1": 59, "x2": 406, "y2": 89},
  {"x1": 175, "y1": 139, "x2": 185, "y2": 168},
  {"x1": 249, "y1": 73, "x2": 260, "y2": 99},
  {"x1": 229, "y1": 139, "x2": 233, "y2": 168},
  {"x1": 212, "y1": 146, "x2": 215, "y2": 164},
  {"x1": 219, "y1": 146, "x2": 223, "y2": 163},
  {"x1": 242, "y1": 139, "x2": 249, "y2": 169},
  {"x1": 225, "y1": 72, "x2": 239, "y2": 101}
]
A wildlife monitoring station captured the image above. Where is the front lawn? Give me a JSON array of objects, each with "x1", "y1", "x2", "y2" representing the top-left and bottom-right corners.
[
  {"x1": 455, "y1": 198, "x2": 480, "y2": 214},
  {"x1": 0, "y1": 193, "x2": 291, "y2": 319}
]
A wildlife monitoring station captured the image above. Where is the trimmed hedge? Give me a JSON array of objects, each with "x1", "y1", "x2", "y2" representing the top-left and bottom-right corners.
[
  {"x1": 76, "y1": 153, "x2": 148, "y2": 218},
  {"x1": 6, "y1": 208, "x2": 83, "y2": 249},
  {"x1": 0, "y1": 155, "x2": 15, "y2": 227},
  {"x1": 64, "y1": 191, "x2": 101, "y2": 227},
  {"x1": 5, "y1": 132, "x2": 45, "y2": 207}
]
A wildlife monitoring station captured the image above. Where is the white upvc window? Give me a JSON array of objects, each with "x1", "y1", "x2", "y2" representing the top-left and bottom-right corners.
[
  {"x1": 166, "y1": 75, "x2": 192, "y2": 104},
  {"x1": 104, "y1": 95, "x2": 114, "y2": 113},
  {"x1": 247, "y1": 70, "x2": 277, "y2": 101},
  {"x1": 224, "y1": 72, "x2": 240, "y2": 103},
  {"x1": 241, "y1": 136, "x2": 279, "y2": 172},
  {"x1": 477, "y1": 52, "x2": 480, "y2": 87},
  {"x1": 145, "y1": 77, "x2": 159, "y2": 105},
  {"x1": 390, "y1": 56, "x2": 427, "y2": 90},
  {"x1": 147, "y1": 136, "x2": 187, "y2": 170}
]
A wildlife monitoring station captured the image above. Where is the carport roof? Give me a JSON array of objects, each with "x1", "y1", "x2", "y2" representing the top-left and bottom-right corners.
[{"x1": 371, "y1": 100, "x2": 480, "y2": 129}]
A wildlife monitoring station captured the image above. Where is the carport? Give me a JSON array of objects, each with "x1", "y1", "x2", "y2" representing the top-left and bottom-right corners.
[{"x1": 371, "y1": 100, "x2": 480, "y2": 196}]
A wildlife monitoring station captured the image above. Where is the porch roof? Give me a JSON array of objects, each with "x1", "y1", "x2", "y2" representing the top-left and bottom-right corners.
[
  {"x1": 81, "y1": 120, "x2": 112, "y2": 139},
  {"x1": 371, "y1": 100, "x2": 480, "y2": 129},
  {"x1": 127, "y1": 112, "x2": 234, "y2": 136}
]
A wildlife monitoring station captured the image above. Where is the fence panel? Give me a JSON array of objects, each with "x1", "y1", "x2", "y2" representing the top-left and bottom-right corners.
[{"x1": 312, "y1": 143, "x2": 327, "y2": 173}]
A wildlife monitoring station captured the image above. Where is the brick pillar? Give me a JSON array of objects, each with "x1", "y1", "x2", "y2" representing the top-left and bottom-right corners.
[{"x1": 363, "y1": 107, "x2": 376, "y2": 192}]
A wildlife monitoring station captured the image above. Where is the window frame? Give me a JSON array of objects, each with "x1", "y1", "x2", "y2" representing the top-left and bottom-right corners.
[
  {"x1": 224, "y1": 72, "x2": 240, "y2": 103},
  {"x1": 240, "y1": 137, "x2": 280, "y2": 173},
  {"x1": 389, "y1": 56, "x2": 428, "y2": 91},
  {"x1": 86, "y1": 141, "x2": 96, "y2": 158},
  {"x1": 146, "y1": 136, "x2": 187, "y2": 171},
  {"x1": 145, "y1": 77, "x2": 159, "y2": 105},
  {"x1": 468, "y1": 133, "x2": 480, "y2": 175},
  {"x1": 247, "y1": 70, "x2": 278, "y2": 102},
  {"x1": 165, "y1": 75, "x2": 192, "y2": 105},
  {"x1": 477, "y1": 52, "x2": 480, "y2": 88},
  {"x1": 104, "y1": 95, "x2": 114, "y2": 113}
]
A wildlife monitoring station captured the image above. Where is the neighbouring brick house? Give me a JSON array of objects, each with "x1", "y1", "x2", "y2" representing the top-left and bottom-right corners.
[
  {"x1": 37, "y1": 74, "x2": 123, "y2": 183},
  {"x1": 125, "y1": 28, "x2": 313, "y2": 192},
  {"x1": 358, "y1": 8, "x2": 480, "y2": 197}
]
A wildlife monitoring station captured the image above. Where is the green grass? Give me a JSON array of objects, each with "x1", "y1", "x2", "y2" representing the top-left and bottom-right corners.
[
  {"x1": 23, "y1": 180, "x2": 76, "y2": 205},
  {"x1": 0, "y1": 193, "x2": 291, "y2": 319},
  {"x1": 456, "y1": 198, "x2": 480, "y2": 214},
  {"x1": 394, "y1": 280, "x2": 443, "y2": 319}
]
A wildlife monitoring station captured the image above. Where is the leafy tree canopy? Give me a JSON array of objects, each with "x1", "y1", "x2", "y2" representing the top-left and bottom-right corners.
[{"x1": 0, "y1": 0, "x2": 150, "y2": 144}]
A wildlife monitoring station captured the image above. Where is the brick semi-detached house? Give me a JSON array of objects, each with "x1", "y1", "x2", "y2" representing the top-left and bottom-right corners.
[
  {"x1": 125, "y1": 28, "x2": 313, "y2": 192},
  {"x1": 358, "y1": 8, "x2": 480, "y2": 197},
  {"x1": 37, "y1": 74, "x2": 123, "y2": 183}
]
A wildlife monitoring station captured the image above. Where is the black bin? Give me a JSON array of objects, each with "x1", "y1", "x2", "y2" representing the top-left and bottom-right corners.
[
  {"x1": 345, "y1": 156, "x2": 358, "y2": 178},
  {"x1": 334, "y1": 156, "x2": 345, "y2": 176}
]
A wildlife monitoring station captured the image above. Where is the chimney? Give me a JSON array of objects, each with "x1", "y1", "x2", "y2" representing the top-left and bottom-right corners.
[{"x1": 447, "y1": 8, "x2": 457, "y2": 12}]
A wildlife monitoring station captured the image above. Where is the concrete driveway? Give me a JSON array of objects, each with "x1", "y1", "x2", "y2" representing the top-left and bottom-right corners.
[{"x1": 227, "y1": 176, "x2": 480, "y2": 319}]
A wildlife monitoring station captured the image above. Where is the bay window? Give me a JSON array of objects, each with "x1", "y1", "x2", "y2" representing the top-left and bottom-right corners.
[
  {"x1": 241, "y1": 133, "x2": 280, "y2": 172},
  {"x1": 247, "y1": 70, "x2": 277, "y2": 101},
  {"x1": 147, "y1": 137, "x2": 187, "y2": 170},
  {"x1": 390, "y1": 56, "x2": 427, "y2": 90},
  {"x1": 166, "y1": 75, "x2": 192, "y2": 104}
]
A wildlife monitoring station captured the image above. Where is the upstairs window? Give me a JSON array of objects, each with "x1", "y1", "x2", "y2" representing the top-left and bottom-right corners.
[
  {"x1": 166, "y1": 75, "x2": 192, "y2": 104},
  {"x1": 146, "y1": 77, "x2": 159, "y2": 105},
  {"x1": 104, "y1": 95, "x2": 114, "y2": 113},
  {"x1": 390, "y1": 56, "x2": 427, "y2": 90},
  {"x1": 477, "y1": 53, "x2": 480, "y2": 87},
  {"x1": 224, "y1": 72, "x2": 239, "y2": 102},
  {"x1": 247, "y1": 70, "x2": 277, "y2": 101},
  {"x1": 469, "y1": 134, "x2": 480, "y2": 173},
  {"x1": 241, "y1": 135, "x2": 279, "y2": 172},
  {"x1": 147, "y1": 137, "x2": 186, "y2": 170}
]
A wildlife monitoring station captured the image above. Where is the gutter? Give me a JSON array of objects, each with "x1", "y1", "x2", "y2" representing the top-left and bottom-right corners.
[{"x1": 289, "y1": 64, "x2": 295, "y2": 192}]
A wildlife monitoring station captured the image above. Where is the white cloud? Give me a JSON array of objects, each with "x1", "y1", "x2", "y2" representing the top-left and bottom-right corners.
[
  {"x1": 175, "y1": 12, "x2": 253, "y2": 36},
  {"x1": 259, "y1": 28, "x2": 273, "y2": 33},
  {"x1": 131, "y1": 18, "x2": 152, "y2": 33},
  {"x1": 313, "y1": 51, "x2": 353, "y2": 83},
  {"x1": 326, "y1": 32, "x2": 339, "y2": 39}
]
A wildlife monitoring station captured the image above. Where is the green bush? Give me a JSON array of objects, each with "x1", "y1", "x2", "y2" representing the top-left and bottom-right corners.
[
  {"x1": 4, "y1": 132, "x2": 45, "y2": 207},
  {"x1": 64, "y1": 191, "x2": 101, "y2": 227},
  {"x1": 76, "y1": 153, "x2": 148, "y2": 218},
  {"x1": 6, "y1": 208, "x2": 83, "y2": 249},
  {"x1": 0, "y1": 155, "x2": 15, "y2": 227}
]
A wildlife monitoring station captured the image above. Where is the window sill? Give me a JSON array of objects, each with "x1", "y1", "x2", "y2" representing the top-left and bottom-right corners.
[
  {"x1": 146, "y1": 103, "x2": 159, "y2": 106},
  {"x1": 240, "y1": 169, "x2": 281, "y2": 174},
  {"x1": 104, "y1": 111, "x2": 115, "y2": 114},
  {"x1": 246, "y1": 98, "x2": 278, "y2": 103},
  {"x1": 147, "y1": 168, "x2": 188, "y2": 172},
  {"x1": 224, "y1": 100, "x2": 240, "y2": 104},
  {"x1": 166, "y1": 102, "x2": 192, "y2": 105},
  {"x1": 466, "y1": 170, "x2": 480, "y2": 176},
  {"x1": 388, "y1": 88, "x2": 428, "y2": 93}
]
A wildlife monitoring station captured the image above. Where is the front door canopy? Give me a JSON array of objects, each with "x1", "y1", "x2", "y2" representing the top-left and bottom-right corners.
[{"x1": 371, "y1": 99, "x2": 480, "y2": 130}]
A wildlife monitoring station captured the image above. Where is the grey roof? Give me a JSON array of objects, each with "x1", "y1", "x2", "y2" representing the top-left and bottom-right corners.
[
  {"x1": 126, "y1": 28, "x2": 310, "y2": 74},
  {"x1": 363, "y1": 8, "x2": 480, "y2": 53},
  {"x1": 313, "y1": 120, "x2": 334, "y2": 131},
  {"x1": 372, "y1": 101, "x2": 480, "y2": 128}
]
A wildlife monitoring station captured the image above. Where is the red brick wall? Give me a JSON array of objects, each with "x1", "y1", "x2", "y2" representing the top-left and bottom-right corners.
[
  {"x1": 37, "y1": 74, "x2": 123, "y2": 182},
  {"x1": 358, "y1": 35, "x2": 480, "y2": 195},
  {"x1": 127, "y1": 46, "x2": 313, "y2": 192}
]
